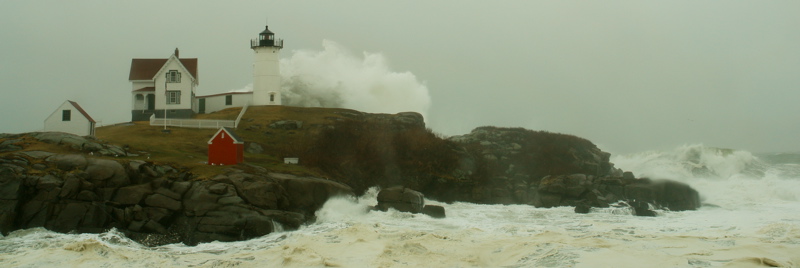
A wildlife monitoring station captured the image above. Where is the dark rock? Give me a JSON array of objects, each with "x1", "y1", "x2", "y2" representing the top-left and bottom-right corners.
[
  {"x1": 421, "y1": 205, "x2": 446, "y2": 218},
  {"x1": 46, "y1": 154, "x2": 88, "y2": 171},
  {"x1": 31, "y1": 164, "x2": 47, "y2": 170},
  {"x1": 19, "y1": 151, "x2": 56, "y2": 159},
  {"x1": 85, "y1": 158, "x2": 130, "y2": 187},
  {"x1": 154, "y1": 187, "x2": 182, "y2": 200},
  {"x1": 0, "y1": 139, "x2": 22, "y2": 152},
  {"x1": 659, "y1": 180, "x2": 700, "y2": 211},
  {"x1": 376, "y1": 186, "x2": 425, "y2": 213},
  {"x1": 623, "y1": 178, "x2": 700, "y2": 211},
  {"x1": 631, "y1": 200, "x2": 656, "y2": 217},
  {"x1": 0, "y1": 167, "x2": 22, "y2": 199},
  {"x1": 228, "y1": 173, "x2": 288, "y2": 210},
  {"x1": 58, "y1": 175, "x2": 82, "y2": 198},
  {"x1": 272, "y1": 173, "x2": 354, "y2": 213},
  {"x1": 50, "y1": 202, "x2": 89, "y2": 232},
  {"x1": 0, "y1": 200, "x2": 18, "y2": 235},
  {"x1": 245, "y1": 143, "x2": 264, "y2": 154},
  {"x1": 539, "y1": 174, "x2": 589, "y2": 198},
  {"x1": 76, "y1": 190, "x2": 99, "y2": 201},
  {"x1": 623, "y1": 171, "x2": 636, "y2": 181},
  {"x1": 208, "y1": 183, "x2": 230, "y2": 195},
  {"x1": 114, "y1": 184, "x2": 153, "y2": 205},
  {"x1": 36, "y1": 175, "x2": 63, "y2": 190},
  {"x1": 145, "y1": 193, "x2": 182, "y2": 211},
  {"x1": 269, "y1": 120, "x2": 303, "y2": 130},
  {"x1": 574, "y1": 203, "x2": 591, "y2": 214}
]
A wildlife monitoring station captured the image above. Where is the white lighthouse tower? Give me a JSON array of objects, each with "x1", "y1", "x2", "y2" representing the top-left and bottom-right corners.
[{"x1": 250, "y1": 24, "x2": 283, "y2": 106}]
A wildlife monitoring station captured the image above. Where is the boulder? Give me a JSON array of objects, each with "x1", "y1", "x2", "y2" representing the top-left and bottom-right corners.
[
  {"x1": 574, "y1": 203, "x2": 591, "y2": 214},
  {"x1": 46, "y1": 154, "x2": 88, "y2": 171},
  {"x1": 226, "y1": 173, "x2": 289, "y2": 210},
  {"x1": 421, "y1": 205, "x2": 446, "y2": 218},
  {"x1": 245, "y1": 143, "x2": 264, "y2": 154},
  {"x1": 271, "y1": 173, "x2": 354, "y2": 213},
  {"x1": 85, "y1": 158, "x2": 130, "y2": 187},
  {"x1": 144, "y1": 193, "x2": 182, "y2": 211},
  {"x1": 376, "y1": 186, "x2": 425, "y2": 213}
]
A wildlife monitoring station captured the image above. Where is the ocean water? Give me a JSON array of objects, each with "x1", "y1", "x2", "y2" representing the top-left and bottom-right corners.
[{"x1": 2, "y1": 144, "x2": 799, "y2": 267}]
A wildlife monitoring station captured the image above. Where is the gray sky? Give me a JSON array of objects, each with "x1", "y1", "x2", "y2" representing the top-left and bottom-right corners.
[{"x1": 1, "y1": 1, "x2": 798, "y2": 154}]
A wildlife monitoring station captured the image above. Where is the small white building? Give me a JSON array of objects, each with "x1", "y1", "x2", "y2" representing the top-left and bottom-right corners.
[
  {"x1": 44, "y1": 100, "x2": 96, "y2": 136},
  {"x1": 195, "y1": 92, "x2": 253, "y2": 114}
]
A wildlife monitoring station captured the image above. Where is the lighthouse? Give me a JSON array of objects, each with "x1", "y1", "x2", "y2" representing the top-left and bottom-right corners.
[{"x1": 250, "y1": 24, "x2": 283, "y2": 106}]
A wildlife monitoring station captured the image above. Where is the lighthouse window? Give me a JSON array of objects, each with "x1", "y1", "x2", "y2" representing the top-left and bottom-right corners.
[
  {"x1": 167, "y1": 91, "x2": 181, "y2": 104},
  {"x1": 270, "y1": 94, "x2": 275, "y2": 102},
  {"x1": 166, "y1": 70, "x2": 181, "y2": 83}
]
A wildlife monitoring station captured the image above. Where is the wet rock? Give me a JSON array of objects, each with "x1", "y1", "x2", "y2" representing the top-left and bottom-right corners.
[
  {"x1": 114, "y1": 184, "x2": 153, "y2": 205},
  {"x1": 272, "y1": 173, "x2": 354, "y2": 213},
  {"x1": 145, "y1": 193, "x2": 182, "y2": 211},
  {"x1": 422, "y1": 205, "x2": 446, "y2": 218},
  {"x1": 574, "y1": 203, "x2": 591, "y2": 214},
  {"x1": 376, "y1": 186, "x2": 425, "y2": 213}
]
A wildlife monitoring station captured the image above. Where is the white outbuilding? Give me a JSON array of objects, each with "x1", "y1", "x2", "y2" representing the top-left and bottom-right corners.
[{"x1": 44, "y1": 100, "x2": 96, "y2": 136}]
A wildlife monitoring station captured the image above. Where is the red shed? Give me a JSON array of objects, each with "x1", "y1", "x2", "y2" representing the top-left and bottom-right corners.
[{"x1": 208, "y1": 127, "x2": 244, "y2": 165}]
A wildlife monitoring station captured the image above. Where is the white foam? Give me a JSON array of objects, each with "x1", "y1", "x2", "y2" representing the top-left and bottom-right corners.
[{"x1": 279, "y1": 40, "x2": 431, "y2": 118}]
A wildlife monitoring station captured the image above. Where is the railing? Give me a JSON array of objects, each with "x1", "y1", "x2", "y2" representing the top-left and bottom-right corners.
[
  {"x1": 149, "y1": 105, "x2": 248, "y2": 129},
  {"x1": 250, "y1": 38, "x2": 284, "y2": 48},
  {"x1": 150, "y1": 114, "x2": 235, "y2": 129},
  {"x1": 234, "y1": 103, "x2": 249, "y2": 128}
]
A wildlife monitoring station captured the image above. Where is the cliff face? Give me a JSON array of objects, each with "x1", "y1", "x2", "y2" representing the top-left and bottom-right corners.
[
  {"x1": 0, "y1": 133, "x2": 353, "y2": 246},
  {"x1": 422, "y1": 127, "x2": 619, "y2": 204}
]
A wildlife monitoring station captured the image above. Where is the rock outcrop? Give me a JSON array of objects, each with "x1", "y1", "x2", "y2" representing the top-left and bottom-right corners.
[
  {"x1": 0, "y1": 151, "x2": 353, "y2": 245},
  {"x1": 375, "y1": 186, "x2": 446, "y2": 218},
  {"x1": 420, "y1": 127, "x2": 700, "y2": 212}
]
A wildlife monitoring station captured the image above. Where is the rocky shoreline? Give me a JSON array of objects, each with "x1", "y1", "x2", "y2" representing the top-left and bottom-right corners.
[{"x1": 1, "y1": 122, "x2": 700, "y2": 246}]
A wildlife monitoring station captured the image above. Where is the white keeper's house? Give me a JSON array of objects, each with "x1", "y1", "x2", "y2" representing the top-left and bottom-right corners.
[{"x1": 128, "y1": 24, "x2": 284, "y2": 121}]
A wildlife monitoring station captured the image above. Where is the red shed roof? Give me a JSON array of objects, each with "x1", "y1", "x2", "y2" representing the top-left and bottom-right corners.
[
  {"x1": 129, "y1": 58, "x2": 198, "y2": 81},
  {"x1": 208, "y1": 127, "x2": 244, "y2": 144}
]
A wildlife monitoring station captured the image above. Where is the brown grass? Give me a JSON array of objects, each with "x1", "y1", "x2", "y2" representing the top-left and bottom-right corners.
[{"x1": 94, "y1": 106, "x2": 363, "y2": 179}]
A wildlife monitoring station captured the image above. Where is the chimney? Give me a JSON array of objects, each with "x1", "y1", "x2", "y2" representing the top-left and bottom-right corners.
[{"x1": 174, "y1": 48, "x2": 179, "y2": 58}]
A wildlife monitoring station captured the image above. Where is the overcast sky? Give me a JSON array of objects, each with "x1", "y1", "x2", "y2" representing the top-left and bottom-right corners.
[{"x1": 1, "y1": 1, "x2": 798, "y2": 154}]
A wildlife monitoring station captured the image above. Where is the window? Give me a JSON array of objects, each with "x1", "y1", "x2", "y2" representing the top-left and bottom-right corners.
[
  {"x1": 135, "y1": 94, "x2": 144, "y2": 100},
  {"x1": 62, "y1": 110, "x2": 71, "y2": 121},
  {"x1": 225, "y1": 95, "x2": 233, "y2": 105},
  {"x1": 166, "y1": 70, "x2": 181, "y2": 83},
  {"x1": 167, "y1": 91, "x2": 181, "y2": 104},
  {"x1": 270, "y1": 93, "x2": 275, "y2": 102}
]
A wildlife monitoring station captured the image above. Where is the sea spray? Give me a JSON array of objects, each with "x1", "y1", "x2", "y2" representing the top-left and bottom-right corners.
[
  {"x1": 612, "y1": 144, "x2": 800, "y2": 208},
  {"x1": 279, "y1": 40, "x2": 431, "y2": 117}
]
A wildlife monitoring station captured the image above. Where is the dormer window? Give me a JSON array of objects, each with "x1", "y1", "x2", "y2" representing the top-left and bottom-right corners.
[{"x1": 167, "y1": 70, "x2": 181, "y2": 83}]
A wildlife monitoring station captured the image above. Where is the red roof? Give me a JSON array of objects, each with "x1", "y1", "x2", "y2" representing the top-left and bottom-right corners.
[
  {"x1": 68, "y1": 101, "x2": 96, "y2": 123},
  {"x1": 129, "y1": 58, "x2": 198, "y2": 81}
]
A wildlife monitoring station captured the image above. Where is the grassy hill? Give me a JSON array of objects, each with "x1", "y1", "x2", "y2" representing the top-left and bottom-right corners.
[{"x1": 96, "y1": 106, "x2": 365, "y2": 179}]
